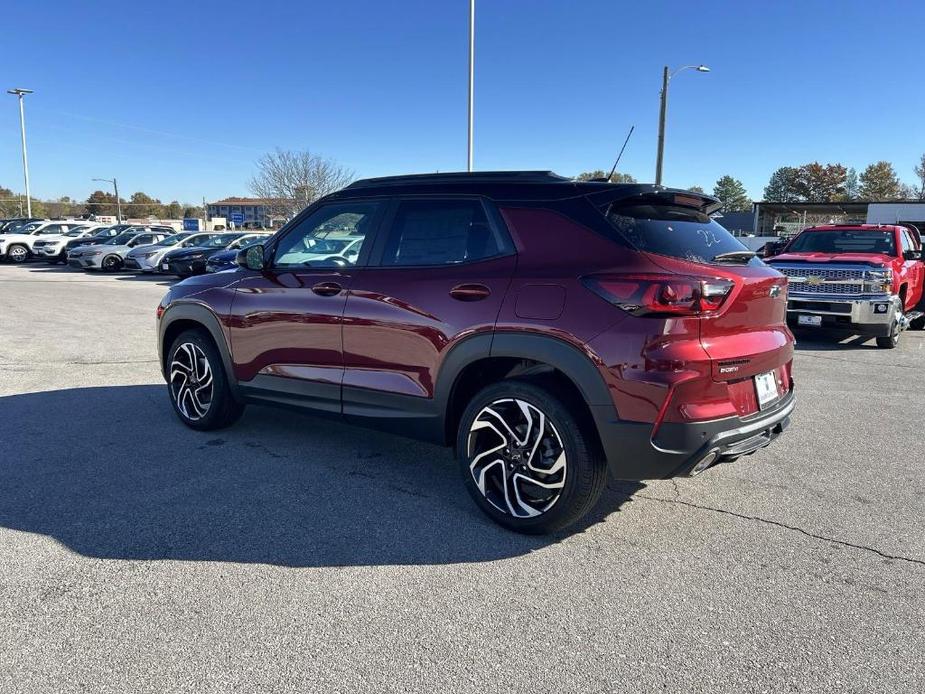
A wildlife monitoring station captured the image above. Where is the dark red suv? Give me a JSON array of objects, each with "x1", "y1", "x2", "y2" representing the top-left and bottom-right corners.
[{"x1": 157, "y1": 172, "x2": 795, "y2": 533}]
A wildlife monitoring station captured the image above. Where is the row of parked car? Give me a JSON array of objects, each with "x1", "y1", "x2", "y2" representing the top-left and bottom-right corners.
[{"x1": 0, "y1": 217, "x2": 271, "y2": 277}]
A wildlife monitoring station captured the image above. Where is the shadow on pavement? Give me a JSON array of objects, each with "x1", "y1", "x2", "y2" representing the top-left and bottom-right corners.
[
  {"x1": 792, "y1": 331, "x2": 879, "y2": 351},
  {"x1": 0, "y1": 385, "x2": 641, "y2": 567}
]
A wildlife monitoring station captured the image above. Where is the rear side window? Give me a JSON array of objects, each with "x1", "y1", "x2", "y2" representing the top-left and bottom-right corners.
[
  {"x1": 603, "y1": 203, "x2": 753, "y2": 265},
  {"x1": 381, "y1": 199, "x2": 507, "y2": 266}
]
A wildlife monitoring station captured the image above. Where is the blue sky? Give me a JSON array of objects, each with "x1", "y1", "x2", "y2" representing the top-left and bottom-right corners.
[{"x1": 3, "y1": 0, "x2": 924, "y2": 205}]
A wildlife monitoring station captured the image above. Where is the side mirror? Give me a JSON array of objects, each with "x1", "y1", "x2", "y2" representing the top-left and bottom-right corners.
[
  {"x1": 902, "y1": 249, "x2": 922, "y2": 261},
  {"x1": 237, "y1": 244, "x2": 265, "y2": 271}
]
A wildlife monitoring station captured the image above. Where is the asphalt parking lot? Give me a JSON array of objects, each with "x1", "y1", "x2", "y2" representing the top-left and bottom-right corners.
[{"x1": 1, "y1": 262, "x2": 923, "y2": 693}]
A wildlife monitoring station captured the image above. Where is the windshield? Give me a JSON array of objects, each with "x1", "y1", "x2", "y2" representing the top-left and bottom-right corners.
[
  {"x1": 229, "y1": 235, "x2": 266, "y2": 250},
  {"x1": 155, "y1": 232, "x2": 191, "y2": 246},
  {"x1": 199, "y1": 233, "x2": 242, "y2": 249},
  {"x1": 786, "y1": 229, "x2": 897, "y2": 256},
  {"x1": 603, "y1": 203, "x2": 757, "y2": 265},
  {"x1": 18, "y1": 222, "x2": 43, "y2": 234},
  {"x1": 106, "y1": 232, "x2": 136, "y2": 245}
]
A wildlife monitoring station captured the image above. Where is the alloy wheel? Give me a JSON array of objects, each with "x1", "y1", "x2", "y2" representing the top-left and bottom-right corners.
[
  {"x1": 170, "y1": 342, "x2": 214, "y2": 421},
  {"x1": 103, "y1": 255, "x2": 120, "y2": 270},
  {"x1": 467, "y1": 398, "x2": 567, "y2": 518},
  {"x1": 8, "y1": 246, "x2": 27, "y2": 263}
]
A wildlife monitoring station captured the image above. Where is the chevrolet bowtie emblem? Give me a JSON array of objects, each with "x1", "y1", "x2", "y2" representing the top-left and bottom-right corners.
[
  {"x1": 769, "y1": 285, "x2": 781, "y2": 297},
  {"x1": 806, "y1": 276, "x2": 825, "y2": 286}
]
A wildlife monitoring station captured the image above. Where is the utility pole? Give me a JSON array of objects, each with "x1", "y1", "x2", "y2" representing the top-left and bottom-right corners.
[
  {"x1": 467, "y1": 0, "x2": 475, "y2": 172},
  {"x1": 7, "y1": 88, "x2": 34, "y2": 217}
]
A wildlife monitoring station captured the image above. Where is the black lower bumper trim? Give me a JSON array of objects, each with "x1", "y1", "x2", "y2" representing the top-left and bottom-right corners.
[{"x1": 595, "y1": 391, "x2": 795, "y2": 480}]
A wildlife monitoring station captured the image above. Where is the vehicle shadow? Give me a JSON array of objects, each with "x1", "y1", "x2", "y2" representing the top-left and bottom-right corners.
[
  {"x1": 792, "y1": 331, "x2": 880, "y2": 351},
  {"x1": 21, "y1": 263, "x2": 176, "y2": 285},
  {"x1": 0, "y1": 385, "x2": 641, "y2": 567}
]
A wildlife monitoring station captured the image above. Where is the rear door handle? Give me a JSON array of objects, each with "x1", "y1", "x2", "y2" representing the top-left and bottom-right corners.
[
  {"x1": 450, "y1": 283, "x2": 491, "y2": 301},
  {"x1": 312, "y1": 282, "x2": 343, "y2": 297}
]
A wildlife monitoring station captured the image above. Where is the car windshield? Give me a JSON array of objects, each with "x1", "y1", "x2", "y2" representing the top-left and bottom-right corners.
[
  {"x1": 229, "y1": 235, "x2": 266, "y2": 250},
  {"x1": 155, "y1": 233, "x2": 191, "y2": 246},
  {"x1": 18, "y1": 222, "x2": 43, "y2": 233},
  {"x1": 65, "y1": 228, "x2": 89, "y2": 237},
  {"x1": 305, "y1": 238, "x2": 353, "y2": 254},
  {"x1": 105, "y1": 232, "x2": 136, "y2": 245},
  {"x1": 200, "y1": 233, "x2": 242, "y2": 249},
  {"x1": 786, "y1": 230, "x2": 897, "y2": 255},
  {"x1": 603, "y1": 203, "x2": 758, "y2": 266}
]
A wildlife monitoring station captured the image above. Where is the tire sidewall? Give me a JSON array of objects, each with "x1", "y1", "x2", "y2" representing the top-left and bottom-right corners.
[
  {"x1": 456, "y1": 380, "x2": 601, "y2": 533},
  {"x1": 8, "y1": 245, "x2": 28, "y2": 263},
  {"x1": 167, "y1": 330, "x2": 232, "y2": 430}
]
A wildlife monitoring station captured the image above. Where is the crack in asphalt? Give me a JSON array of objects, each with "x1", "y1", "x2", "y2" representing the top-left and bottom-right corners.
[{"x1": 634, "y1": 492, "x2": 925, "y2": 568}]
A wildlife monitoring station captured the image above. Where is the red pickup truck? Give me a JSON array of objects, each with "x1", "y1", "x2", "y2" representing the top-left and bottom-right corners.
[{"x1": 768, "y1": 224, "x2": 925, "y2": 348}]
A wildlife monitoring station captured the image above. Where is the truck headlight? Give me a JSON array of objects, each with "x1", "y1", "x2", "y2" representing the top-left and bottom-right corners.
[{"x1": 864, "y1": 269, "x2": 892, "y2": 293}]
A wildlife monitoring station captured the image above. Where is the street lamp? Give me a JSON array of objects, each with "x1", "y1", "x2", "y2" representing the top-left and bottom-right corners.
[
  {"x1": 654, "y1": 65, "x2": 709, "y2": 186},
  {"x1": 467, "y1": 0, "x2": 475, "y2": 172},
  {"x1": 7, "y1": 88, "x2": 34, "y2": 217},
  {"x1": 92, "y1": 177, "x2": 122, "y2": 223}
]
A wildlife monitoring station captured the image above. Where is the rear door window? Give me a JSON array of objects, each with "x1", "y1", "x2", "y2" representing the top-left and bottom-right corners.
[
  {"x1": 379, "y1": 199, "x2": 510, "y2": 267},
  {"x1": 602, "y1": 203, "x2": 754, "y2": 265}
]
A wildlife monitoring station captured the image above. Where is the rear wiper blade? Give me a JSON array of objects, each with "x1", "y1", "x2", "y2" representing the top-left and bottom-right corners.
[{"x1": 712, "y1": 250, "x2": 756, "y2": 263}]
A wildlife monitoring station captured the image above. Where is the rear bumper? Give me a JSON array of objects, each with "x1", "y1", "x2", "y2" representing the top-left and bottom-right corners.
[{"x1": 595, "y1": 389, "x2": 795, "y2": 480}]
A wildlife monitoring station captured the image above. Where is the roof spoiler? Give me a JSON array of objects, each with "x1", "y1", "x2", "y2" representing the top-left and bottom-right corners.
[{"x1": 587, "y1": 185, "x2": 724, "y2": 215}]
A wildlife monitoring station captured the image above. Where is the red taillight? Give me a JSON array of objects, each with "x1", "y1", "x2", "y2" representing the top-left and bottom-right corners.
[{"x1": 583, "y1": 274, "x2": 735, "y2": 316}]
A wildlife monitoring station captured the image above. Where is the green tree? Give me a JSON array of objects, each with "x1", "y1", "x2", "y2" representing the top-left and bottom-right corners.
[
  {"x1": 0, "y1": 186, "x2": 18, "y2": 216},
  {"x1": 844, "y1": 167, "x2": 860, "y2": 200},
  {"x1": 163, "y1": 200, "x2": 183, "y2": 219},
  {"x1": 575, "y1": 170, "x2": 636, "y2": 183},
  {"x1": 712, "y1": 175, "x2": 751, "y2": 212},
  {"x1": 763, "y1": 167, "x2": 801, "y2": 202},
  {"x1": 129, "y1": 191, "x2": 162, "y2": 219},
  {"x1": 794, "y1": 162, "x2": 847, "y2": 201},
  {"x1": 687, "y1": 185, "x2": 704, "y2": 193},
  {"x1": 85, "y1": 190, "x2": 119, "y2": 216},
  {"x1": 182, "y1": 206, "x2": 204, "y2": 218},
  {"x1": 858, "y1": 161, "x2": 903, "y2": 200}
]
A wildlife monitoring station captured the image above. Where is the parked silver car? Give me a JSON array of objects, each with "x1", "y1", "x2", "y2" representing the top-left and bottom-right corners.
[
  {"x1": 67, "y1": 230, "x2": 172, "y2": 271},
  {"x1": 123, "y1": 232, "x2": 225, "y2": 272}
]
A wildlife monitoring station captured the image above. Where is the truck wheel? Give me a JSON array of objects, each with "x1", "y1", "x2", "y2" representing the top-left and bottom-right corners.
[
  {"x1": 457, "y1": 380, "x2": 606, "y2": 534},
  {"x1": 911, "y1": 314, "x2": 925, "y2": 330},
  {"x1": 876, "y1": 317, "x2": 900, "y2": 349}
]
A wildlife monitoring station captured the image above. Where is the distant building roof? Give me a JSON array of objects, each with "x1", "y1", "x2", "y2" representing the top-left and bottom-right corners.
[
  {"x1": 714, "y1": 211, "x2": 754, "y2": 233},
  {"x1": 208, "y1": 197, "x2": 279, "y2": 206}
]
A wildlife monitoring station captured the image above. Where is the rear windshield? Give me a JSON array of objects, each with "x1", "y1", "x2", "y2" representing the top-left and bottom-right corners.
[
  {"x1": 603, "y1": 203, "x2": 754, "y2": 265},
  {"x1": 786, "y1": 229, "x2": 896, "y2": 255}
]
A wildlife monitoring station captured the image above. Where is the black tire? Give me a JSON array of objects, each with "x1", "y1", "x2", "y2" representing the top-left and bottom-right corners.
[
  {"x1": 101, "y1": 254, "x2": 122, "y2": 271},
  {"x1": 167, "y1": 329, "x2": 244, "y2": 431},
  {"x1": 911, "y1": 313, "x2": 925, "y2": 331},
  {"x1": 456, "y1": 379, "x2": 606, "y2": 534},
  {"x1": 876, "y1": 316, "x2": 900, "y2": 349},
  {"x1": 6, "y1": 244, "x2": 28, "y2": 263}
]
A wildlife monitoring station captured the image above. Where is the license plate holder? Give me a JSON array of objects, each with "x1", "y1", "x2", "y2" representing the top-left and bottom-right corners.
[
  {"x1": 754, "y1": 371, "x2": 780, "y2": 410},
  {"x1": 797, "y1": 314, "x2": 822, "y2": 327}
]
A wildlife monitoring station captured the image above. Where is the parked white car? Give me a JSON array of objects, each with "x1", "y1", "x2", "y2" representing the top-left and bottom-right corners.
[
  {"x1": 32, "y1": 224, "x2": 106, "y2": 263},
  {"x1": 67, "y1": 230, "x2": 172, "y2": 271},
  {"x1": 0, "y1": 220, "x2": 94, "y2": 263},
  {"x1": 123, "y1": 232, "x2": 225, "y2": 272}
]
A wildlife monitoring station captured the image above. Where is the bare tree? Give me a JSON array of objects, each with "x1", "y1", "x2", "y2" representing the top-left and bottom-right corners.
[
  {"x1": 249, "y1": 148, "x2": 355, "y2": 219},
  {"x1": 914, "y1": 153, "x2": 925, "y2": 199}
]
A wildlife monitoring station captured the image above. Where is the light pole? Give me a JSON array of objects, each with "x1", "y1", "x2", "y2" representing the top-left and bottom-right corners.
[
  {"x1": 92, "y1": 177, "x2": 122, "y2": 222},
  {"x1": 654, "y1": 65, "x2": 709, "y2": 186},
  {"x1": 7, "y1": 88, "x2": 33, "y2": 217},
  {"x1": 467, "y1": 0, "x2": 475, "y2": 172}
]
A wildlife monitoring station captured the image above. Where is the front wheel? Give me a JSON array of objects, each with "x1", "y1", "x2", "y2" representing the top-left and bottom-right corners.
[
  {"x1": 6, "y1": 244, "x2": 28, "y2": 263},
  {"x1": 457, "y1": 380, "x2": 607, "y2": 534},
  {"x1": 167, "y1": 330, "x2": 244, "y2": 430},
  {"x1": 101, "y1": 254, "x2": 123, "y2": 271},
  {"x1": 876, "y1": 315, "x2": 901, "y2": 349}
]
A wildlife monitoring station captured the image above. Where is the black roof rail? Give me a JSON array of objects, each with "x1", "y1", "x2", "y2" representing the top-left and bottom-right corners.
[{"x1": 345, "y1": 170, "x2": 571, "y2": 189}]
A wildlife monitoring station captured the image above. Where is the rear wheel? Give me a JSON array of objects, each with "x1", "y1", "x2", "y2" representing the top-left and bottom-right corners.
[
  {"x1": 167, "y1": 330, "x2": 244, "y2": 430},
  {"x1": 6, "y1": 244, "x2": 28, "y2": 263},
  {"x1": 457, "y1": 380, "x2": 606, "y2": 534}
]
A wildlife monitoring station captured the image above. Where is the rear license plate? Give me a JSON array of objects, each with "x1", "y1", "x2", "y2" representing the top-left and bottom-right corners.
[
  {"x1": 797, "y1": 314, "x2": 822, "y2": 326},
  {"x1": 754, "y1": 371, "x2": 780, "y2": 409},
  {"x1": 161, "y1": 263, "x2": 169, "y2": 270}
]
